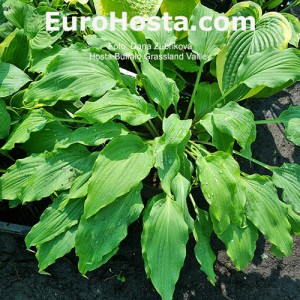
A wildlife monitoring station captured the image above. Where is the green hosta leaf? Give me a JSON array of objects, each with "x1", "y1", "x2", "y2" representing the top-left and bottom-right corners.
[
  {"x1": 171, "y1": 173, "x2": 194, "y2": 230},
  {"x1": 76, "y1": 88, "x2": 158, "y2": 126},
  {"x1": 277, "y1": 106, "x2": 300, "y2": 146},
  {"x1": 237, "y1": 48, "x2": 300, "y2": 90},
  {"x1": 141, "y1": 58, "x2": 179, "y2": 110},
  {"x1": 272, "y1": 163, "x2": 300, "y2": 213},
  {"x1": 2, "y1": 109, "x2": 53, "y2": 151},
  {"x1": 22, "y1": 122, "x2": 72, "y2": 154},
  {"x1": 142, "y1": 197, "x2": 188, "y2": 300},
  {"x1": 197, "y1": 152, "x2": 245, "y2": 232},
  {"x1": 23, "y1": 49, "x2": 121, "y2": 106},
  {"x1": 217, "y1": 8, "x2": 292, "y2": 99},
  {"x1": 243, "y1": 174, "x2": 293, "y2": 256},
  {"x1": 0, "y1": 22, "x2": 14, "y2": 41},
  {"x1": 216, "y1": 221, "x2": 258, "y2": 270},
  {"x1": 2, "y1": 0, "x2": 34, "y2": 28},
  {"x1": 189, "y1": 3, "x2": 227, "y2": 63},
  {"x1": 282, "y1": 13, "x2": 300, "y2": 47},
  {"x1": 0, "y1": 29, "x2": 29, "y2": 70},
  {"x1": 24, "y1": 7, "x2": 63, "y2": 50},
  {"x1": 55, "y1": 122, "x2": 129, "y2": 149},
  {"x1": 0, "y1": 145, "x2": 90, "y2": 203},
  {"x1": 0, "y1": 62, "x2": 31, "y2": 97},
  {"x1": 95, "y1": 0, "x2": 163, "y2": 18},
  {"x1": 193, "y1": 208, "x2": 216, "y2": 284},
  {"x1": 84, "y1": 135, "x2": 153, "y2": 218},
  {"x1": 36, "y1": 226, "x2": 77, "y2": 272},
  {"x1": 76, "y1": 184, "x2": 144, "y2": 274},
  {"x1": 287, "y1": 206, "x2": 300, "y2": 235},
  {"x1": 0, "y1": 99, "x2": 10, "y2": 139},
  {"x1": 194, "y1": 82, "x2": 222, "y2": 119},
  {"x1": 26, "y1": 195, "x2": 83, "y2": 247}
]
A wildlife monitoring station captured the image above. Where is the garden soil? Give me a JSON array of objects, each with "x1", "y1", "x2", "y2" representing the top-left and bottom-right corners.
[{"x1": 0, "y1": 83, "x2": 299, "y2": 300}]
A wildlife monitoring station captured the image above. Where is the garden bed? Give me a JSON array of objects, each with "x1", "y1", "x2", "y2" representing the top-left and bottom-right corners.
[{"x1": 0, "y1": 83, "x2": 299, "y2": 300}]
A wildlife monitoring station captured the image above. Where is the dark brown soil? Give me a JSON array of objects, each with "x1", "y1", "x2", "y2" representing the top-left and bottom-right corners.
[{"x1": 0, "y1": 83, "x2": 299, "y2": 300}]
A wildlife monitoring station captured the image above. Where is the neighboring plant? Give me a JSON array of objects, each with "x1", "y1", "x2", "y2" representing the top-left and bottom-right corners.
[{"x1": 0, "y1": 1, "x2": 300, "y2": 299}]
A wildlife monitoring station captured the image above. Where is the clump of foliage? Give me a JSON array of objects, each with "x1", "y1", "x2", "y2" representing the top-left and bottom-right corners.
[{"x1": 0, "y1": 0, "x2": 300, "y2": 299}]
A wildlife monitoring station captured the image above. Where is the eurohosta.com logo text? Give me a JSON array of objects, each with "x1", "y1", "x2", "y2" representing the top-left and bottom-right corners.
[{"x1": 46, "y1": 12, "x2": 256, "y2": 33}]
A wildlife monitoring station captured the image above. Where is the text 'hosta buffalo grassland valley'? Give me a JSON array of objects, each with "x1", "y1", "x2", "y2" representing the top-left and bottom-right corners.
[{"x1": 0, "y1": 0, "x2": 300, "y2": 299}]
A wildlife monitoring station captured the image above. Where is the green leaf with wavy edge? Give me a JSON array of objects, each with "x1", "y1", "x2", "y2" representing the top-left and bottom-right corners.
[
  {"x1": 0, "y1": 99, "x2": 10, "y2": 139},
  {"x1": 23, "y1": 49, "x2": 120, "y2": 107},
  {"x1": 281, "y1": 13, "x2": 300, "y2": 47},
  {"x1": 193, "y1": 208, "x2": 216, "y2": 284},
  {"x1": 189, "y1": 3, "x2": 227, "y2": 63},
  {"x1": 141, "y1": 58, "x2": 179, "y2": 111},
  {"x1": 287, "y1": 205, "x2": 300, "y2": 235},
  {"x1": 0, "y1": 29, "x2": 29, "y2": 70},
  {"x1": 84, "y1": 134, "x2": 153, "y2": 218},
  {"x1": 142, "y1": 196, "x2": 188, "y2": 300},
  {"x1": 36, "y1": 225, "x2": 77, "y2": 272},
  {"x1": 25, "y1": 195, "x2": 84, "y2": 247},
  {"x1": 76, "y1": 184, "x2": 143, "y2": 274},
  {"x1": 197, "y1": 152, "x2": 245, "y2": 233},
  {"x1": 0, "y1": 145, "x2": 90, "y2": 203},
  {"x1": 272, "y1": 163, "x2": 300, "y2": 213},
  {"x1": 2, "y1": 109, "x2": 54, "y2": 151},
  {"x1": 0, "y1": 61, "x2": 31, "y2": 97},
  {"x1": 216, "y1": 220, "x2": 258, "y2": 270},
  {"x1": 217, "y1": 6, "x2": 292, "y2": 99},
  {"x1": 243, "y1": 174, "x2": 293, "y2": 256},
  {"x1": 94, "y1": 0, "x2": 163, "y2": 18},
  {"x1": 76, "y1": 88, "x2": 158, "y2": 126},
  {"x1": 2, "y1": 0, "x2": 34, "y2": 28}
]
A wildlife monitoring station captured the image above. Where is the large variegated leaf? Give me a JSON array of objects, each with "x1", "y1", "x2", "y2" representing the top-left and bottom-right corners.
[
  {"x1": 0, "y1": 99, "x2": 10, "y2": 139},
  {"x1": 281, "y1": 13, "x2": 300, "y2": 47},
  {"x1": 189, "y1": 3, "x2": 227, "y2": 63},
  {"x1": 94, "y1": 0, "x2": 163, "y2": 18},
  {"x1": 84, "y1": 134, "x2": 153, "y2": 218},
  {"x1": 193, "y1": 208, "x2": 216, "y2": 284},
  {"x1": 216, "y1": 221, "x2": 258, "y2": 270},
  {"x1": 55, "y1": 122, "x2": 129, "y2": 149},
  {"x1": 75, "y1": 88, "x2": 158, "y2": 126},
  {"x1": 2, "y1": 109, "x2": 53, "y2": 150},
  {"x1": 76, "y1": 185, "x2": 143, "y2": 274},
  {"x1": 141, "y1": 58, "x2": 179, "y2": 110},
  {"x1": 272, "y1": 163, "x2": 300, "y2": 213},
  {"x1": 142, "y1": 196, "x2": 188, "y2": 300},
  {"x1": 0, "y1": 62, "x2": 31, "y2": 97},
  {"x1": 197, "y1": 152, "x2": 245, "y2": 232},
  {"x1": 36, "y1": 226, "x2": 77, "y2": 272},
  {"x1": 243, "y1": 174, "x2": 293, "y2": 256},
  {"x1": 26, "y1": 195, "x2": 83, "y2": 247},
  {"x1": 0, "y1": 145, "x2": 90, "y2": 203},
  {"x1": 217, "y1": 5, "x2": 292, "y2": 99},
  {"x1": 23, "y1": 49, "x2": 121, "y2": 106}
]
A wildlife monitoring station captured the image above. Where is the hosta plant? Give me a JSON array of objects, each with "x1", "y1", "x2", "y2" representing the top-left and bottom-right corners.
[{"x1": 0, "y1": 1, "x2": 300, "y2": 299}]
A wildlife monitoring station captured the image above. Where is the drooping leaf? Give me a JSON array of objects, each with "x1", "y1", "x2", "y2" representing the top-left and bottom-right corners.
[
  {"x1": 23, "y1": 49, "x2": 121, "y2": 106},
  {"x1": 243, "y1": 174, "x2": 293, "y2": 256},
  {"x1": 272, "y1": 163, "x2": 300, "y2": 213},
  {"x1": 193, "y1": 208, "x2": 216, "y2": 284},
  {"x1": 76, "y1": 185, "x2": 144, "y2": 274},
  {"x1": 142, "y1": 196, "x2": 188, "y2": 300},
  {"x1": 281, "y1": 13, "x2": 300, "y2": 47},
  {"x1": 2, "y1": 109, "x2": 53, "y2": 151},
  {"x1": 189, "y1": 3, "x2": 227, "y2": 63},
  {"x1": 84, "y1": 134, "x2": 153, "y2": 218},
  {"x1": 287, "y1": 206, "x2": 300, "y2": 235},
  {"x1": 216, "y1": 220, "x2": 258, "y2": 270},
  {"x1": 0, "y1": 61, "x2": 31, "y2": 97},
  {"x1": 0, "y1": 99, "x2": 10, "y2": 139},
  {"x1": 76, "y1": 88, "x2": 158, "y2": 126},
  {"x1": 141, "y1": 58, "x2": 179, "y2": 110},
  {"x1": 197, "y1": 152, "x2": 245, "y2": 232},
  {"x1": 25, "y1": 195, "x2": 84, "y2": 247},
  {"x1": 0, "y1": 145, "x2": 91, "y2": 203}
]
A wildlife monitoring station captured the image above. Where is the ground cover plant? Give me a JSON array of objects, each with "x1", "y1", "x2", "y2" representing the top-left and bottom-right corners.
[{"x1": 0, "y1": 0, "x2": 300, "y2": 299}]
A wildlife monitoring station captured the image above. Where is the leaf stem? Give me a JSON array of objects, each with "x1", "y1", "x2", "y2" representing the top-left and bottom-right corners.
[
  {"x1": 255, "y1": 119, "x2": 281, "y2": 125},
  {"x1": 184, "y1": 61, "x2": 205, "y2": 120},
  {"x1": 280, "y1": 0, "x2": 297, "y2": 12},
  {"x1": 144, "y1": 123, "x2": 158, "y2": 138},
  {"x1": 159, "y1": 49, "x2": 164, "y2": 72},
  {"x1": 55, "y1": 118, "x2": 87, "y2": 124},
  {"x1": 148, "y1": 120, "x2": 160, "y2": 137}
]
